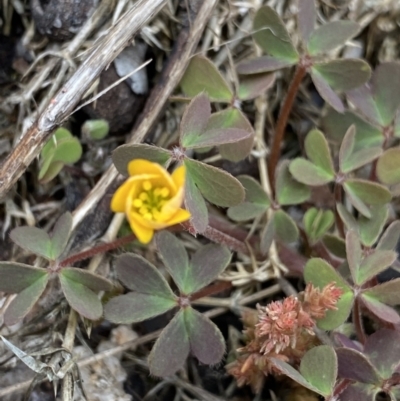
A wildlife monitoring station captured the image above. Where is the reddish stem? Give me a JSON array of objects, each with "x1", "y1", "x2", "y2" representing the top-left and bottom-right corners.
[
  {"x1": 334, "y1": 183, "x2": 345, "y2": 238},
  {"x1": 190, "y1": 281, "x2": 232, "y2": 302},
  {"x1": 353, "y1": 297, "x2": 366, "y2": 345},
  {"x1": 60, "y1": 234, "x2": 136, "y2": 267},
  {"x1": 268, "y1": 63, "x2": 307, "y2": 190}
]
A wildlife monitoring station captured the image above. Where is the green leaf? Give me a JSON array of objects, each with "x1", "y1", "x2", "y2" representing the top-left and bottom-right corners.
[
  {"x1": 297, "y1": 0, "x2": 316, "y2": 43},
  {"x1": 59, "y1": 273, "x2": 105, "y2": 320},
  {"x1": 312, "y1": 59, "x2": 371, "y2": 91},
  {"x1": 289, "y1": 158, "x2": 334, "y2": 186},
  {"x1": 300, "y1": 346, "x2": 337, "y2": 397},
  {"x1": 253, "y1": 6, "x2": 299, "y2": 62},
  {"x1": 303, "y1": 208, "x2": 334, "y2": 243},
  {"x1": 51, "y1": 130, "x2": 82, "y2": 164},
  {"x1": 377, "y1": 148, "x2": 400, "y2": 185},
  {"x1": 10, "y1": 227, "x2": 54, "y2": 260},
  {"x1": 305, "y1": 129, "x2": 335, "y2": 176},
  {"x1": 304, "y1": 258, "x2": 354, "y2": 330},
  {"x1": 260, "y1": 217, "x2": 275, "y2": 255},
  {"x1": 81, "y1": 119, "x2": 109, "y2": 140},
  {"x1": 358, "y1": 205, "x2": 388, "y2": 247},
  {"x1": 275, "y1": 161, "x2": 311, "y2": 205},
  {"x1": 180, "y1": 93, "x2": 211, "y2": 148},
  {"x1": 360, "y1": 295, "x2": 400, "y2": 324},
  {"x1": 148, "y1": 310, "x2": 189, "y2": 377},
  {"x1": 211, "y1": 108, "x2": 254, "y2": 162},
  {"x1": 377, "y1": 220, "x2": 400, "y2": 251},
  {"x1": 4, "y1": 273, "x2": 49, "y2": 326},
  {"x1": 184, "y1": 170, "x2": 208, "y2": 233},
  {"x1": 273, "y1": 210, "x2": 299, "y2": 243},
  {"x1": 343, "y1": 179, "x2": 391, "y2": 218},
  {"x1": 322, "y1": 109, "x2": 383, "y2": 150},
  {"x1": 227, "y1": 175, "x2": 269, "y2": 221},
  {"x1": 346, "y1": 230, "x2": 362, "y2": 285},
  {"x1": 104, "y1": 292, "x2": 177, "y2": 324},
  {"x1": 184, "y1": 159, "x2": 245, "y2": 207},
  {"x1": 0, "y1": 262, "x2": 48, "y2": 293},
  {"x1": 38, "y1": 161, "x2": 64, "y2": 184},
  {"x1": 372, "y1": 62, "x2": 400, "y2": 126},
  {"x1": 115, "y1": 253, "x2": 176, "y2": 300},
  {"x1": 184, "y1": 307, "x2": 225, "y2": 364},
  {"x1": 188, "y1": 244, "x2": 231, "y2": 294},
  {"x1": 347, "y1": 85, "x2": 381, "y2": 126},
  {"x1": 180, "y1": 55, "x2": 233, "y2": 102},
  {"x1": 156, "y1": 231, "x2": 191, "y2": 294},
  {"x1": 311, "y1": 70, "x2": 345, "y2": 112},
  {"x1": 236, "y1": 56, "x2": 294, "y2": 74},
  {"x1": 337, "y1": 203, "x2": 358, "y2": 232},
  {"x1": 60, "y1": 267, "x2": 113, "y2": 292},
  {"x1": 112, "y1": 144, "x2": 171, "y2": 176},
  {"x1": 322, "y1": 234, "x2": 346, "y2": 259},
  {"x1": 237, "y1": 72, "x2": 276, "y2": 100},
  {"x1": 357, "y1": 250, "x2": 397, "y2": 285},
  {"x1": 50, "y1": 212, "x2": 72, "y2": 260},
  {"x1": 362, "y1": 279, "x2": 400, "y2": 306},
  {"x1": 307, "y1": 21, "x2": 359, "y2": 56}
]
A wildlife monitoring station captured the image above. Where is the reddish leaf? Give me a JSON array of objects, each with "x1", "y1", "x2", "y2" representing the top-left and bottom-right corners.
[
  {"x1": 361, "y1": 295, "x2": 400, "y2": 324},
  {"x1": 311, "y1": 70, "x2": 344, "y2": 112},
  {"x1": 347, "y1": 84, "x2": 381, "y2": 126},
  {"x1": 236, "y1": 56, "x2": 293, "y2": 74},
  {"x1": 297, "y1": 0, "x2": 316, "y2": 43},
  {"x1": 237, "y1": 72, "x2": 275, "y2": 100},
  {"x1": 61, "y1": 267, "x2": 112, "y2": 292},
  {"x1": 362, "y1": 279, "x2": 400, "y2": 306}
]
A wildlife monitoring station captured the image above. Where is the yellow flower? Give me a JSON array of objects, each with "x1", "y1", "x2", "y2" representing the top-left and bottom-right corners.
[{"x1": 111, "y1": 159, "x2": 191, "y2": 244}]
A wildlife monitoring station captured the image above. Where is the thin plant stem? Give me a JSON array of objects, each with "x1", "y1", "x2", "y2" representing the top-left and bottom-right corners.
[
  {"x1": 334, "y1": 183, "x2": 345, "y2": 238},
  {"x1": 353, "y1": 298, "x2": 366, "y2": 344},
  {"x1": 268, "y1": 64, "x2": 307, "y2": 190}
]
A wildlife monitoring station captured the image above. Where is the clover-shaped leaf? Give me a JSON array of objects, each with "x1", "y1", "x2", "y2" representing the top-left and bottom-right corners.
[
  {"x1": 273, "y1": 209, "x2": 299, "y2": 244},
  {"x1": 10, "y1": 212, "x2": 72, "y2": 261},
  {"x1": 297, "y1": 0, "x2": 316, "y2": 43},
  {"x1": 304, "y1": 208, "x2": 334, "y2": 244},
  {"x1": 112, "y1": 144, "x2": 171, "y2": 176},
  {"x1": 227, "y1": 176, "x2": 269, "y2": 222},
  {"x1": 304, "y1": 258, "x2": 354, "y2": 330},
  {"x1": 237, "y1": 72, "x2": 275, "y2": 100},
  {"x1": 377, "y1": 220, "x2": 400, "y2": 251},
  {"x1": 376, "y1": 148, "x2": 400, "y2": 185},
  {"x1": 236, "y1": 56, "x2": 294, "y2": 75},
  {"x1": 81, "y1": 119, "x2": 109, "y2": 140},
  {"x1": 360, "y1": 295, "x2": 400, "y2": 324},
  {"x1": 180, "y1": 55, "x2": 233, "y2": 102}
]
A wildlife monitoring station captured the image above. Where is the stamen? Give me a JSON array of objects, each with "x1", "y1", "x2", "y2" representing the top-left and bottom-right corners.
[
  {"x1": 160, "y1": 187, "x2": 170, "y2": 198},
  {"x1": 133, "y1": 199, "x2": 143, "y2": 208},
  {"x1": 139, "y1": 192, "x2": 149, "y2": 201},
  {"x1": 143, "y1": 212, "x2": 153, "y2": 220},
  {"x1": 139, "y1": 206, "x2": 149, "y2": 215},
  {"x1": 143, "y1": 181, "x2": 152, "y2": 191}
]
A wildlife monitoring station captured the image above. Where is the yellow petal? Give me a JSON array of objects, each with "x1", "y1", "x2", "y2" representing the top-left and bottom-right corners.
[
  {"x1": 127, "y1": 216, "x2": 154, "y2": 244},
  {"x1": 165, "y1": 208, "x2": 191, "y2": 225},
  {"x1": 160, "y1": 187, "x2": 184, "y2": 221},
  {"x1": 110, "y1": 178, "x2": 136, "y2": 212},
  {"x1": 171, "y1": 164, "x2": 185, "y2": 188},
  {"x1": 128, "y1": 159, "x2": 176, "y2": 192}
]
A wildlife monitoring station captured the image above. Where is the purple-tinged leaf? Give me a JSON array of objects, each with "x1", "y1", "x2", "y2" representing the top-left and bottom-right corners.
[
  {"x1": 362, "y1": 279, "x2": 400, "y2": 306},
  {"x1": 305, "y1": 129, "x2": 335, "y2": 176},
  {"x1": 313, "y1": 59, "x2": 371, "y2": 91},
  {"x1": 377, "y1": 148, "x2": 400, "y2": 185},
  {"x1": 4, "y1": 273, "x2": 49, "y2": 326},
  {"x1": 260, "y1": 217, "x2": 275, "y2": 255},
  {"x1": 371, "y1": 62, "x2": 400, "y2": 126},
  {"x1": 115, "y1": 253, "x2": 176, "y2": 300},
  {"x1": 300, "y1": 346, "x2": 337, "y2": 397},
  {"x1": 337, "y1": 203, "x2": 358, "y2": 232},
  {"x1": 104, "y1": 293, "x2": 177, "y2": 324},
  {"x1": 156, "y1": 231, "x2": 191, "y2": 295},
  {"x1": 273, "y1": 210, "x2": 299, "y2": 243},
  {"x1": 180, "y1": 55, "x2": 233, "y2": 102},
  {"x1": 289, "y1": 158, "x2": 334, "y2": 186},
  {"x1": 361, "y1": 295, "x2": 400, "y2": 324},
  {"x1": 347, "y1": 85, "x2": 381, "y2": 126},
  {"x1": 212, "y1": 108, "x2": 255, "y2": 162},
  {"x1": 112, "y1": 144, "x2": 171, "y2": 176},
  {"x1": 364, "y1": 329, "x2": 400, "y2": 379},
  {"x1": 323, "y1": 109, "x2": 383, "y2": 149},
  {"x1": 253, "y1": 6, "x2": 299, "y2": 62},
  {"x1": 343, "y1": 179, "x2": 391, "y2": 218},
  {"x1": 148, "y1": 310, "x2": 189, "y2": 377},
  {"x1": 227, "y1": 175, "x2": 269, "y2": 222},
  {"x1": 0, "y1": 262, "x2": 48, "y2": 293},
  {"x1": 358, "y1": 205, "x2": 388, "y2": 247},
  {"x1": 377, "y1": 220, "x2": 400, "y2": 251},
  {"x1": 269, "y1": 358, "x2": 321, "y2": 395},
  {"x1": 304, "y1": 258, "x2": 354, "y2": 330},
  {"x1": 322, "y1": 234, "x2": 346, "y2": 259},
  {"x1": 10, "y1": 227, "x2": 53, "y2": 260},
  {"x1": 346, "y1": 231, "x2": 362, "y2": 285},
  {"x1": 189, "y1": 244, "x2": 231, "y2": 294},
  {"x1": 59, "y1": 274, "x2": 104, "y2": 320},
  {"x1": 333, "y1": 333, "x2": 362, "y2": 351},
  {"x1": 60, "y1": 267, "x2": 112, "y2": 292},
  {"x1": 237, "y1": 72, "x2": 275, "y2": 100},
  {"x1": 311, "y1": 70, "x2": 345, "y2": 112},
  {"x1": 357, "y1": 250, "x2": 396, "y2": 285},
  {"x1": 184, "y1": 307, "x2": 225, "y2": 364},
  {"x1": 236, "y1": 56, "x2": 294, "y2": 74},
  {"x1": 307, "y1": 21, "x2": 359, "y2": 56},
  {"x1": 184, "y1": 159, "x2": 244, "y2": 207},
  {"x1": 340, "y1": 383, "x2": 378, "y2": 401},
  {"x1": 51, "y1": 212, "x2": 72, "y2": 259},
  {"x1": 180, "y1": 93, "x2": 211, "y2": 148},
  {"x1": 184, "y1": 171, "x2": 208, "y2": 234},
  {"x1": 303, "y1": 208, "x2": 334, "y2": 244},
  {"x1": 297, "y1": 0, "x2": 316, "y2": 43},
  {"x1": 276, "y1": 161, "x2": 311, "y2": 205},
  {"x1": 336, "y1": 348, "x2": 381, "y2": 384}
]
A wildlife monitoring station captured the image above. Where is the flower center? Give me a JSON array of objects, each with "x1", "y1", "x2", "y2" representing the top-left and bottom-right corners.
[{"x1": 131, "y1": 180, "x2": 171, "y2": 220}]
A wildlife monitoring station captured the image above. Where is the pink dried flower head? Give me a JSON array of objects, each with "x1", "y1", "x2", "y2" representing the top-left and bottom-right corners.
[{"x1": 303, "y1": 282, "x2": 343, "y2": 319}]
